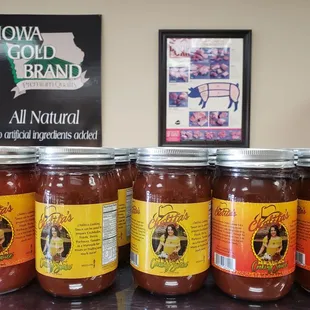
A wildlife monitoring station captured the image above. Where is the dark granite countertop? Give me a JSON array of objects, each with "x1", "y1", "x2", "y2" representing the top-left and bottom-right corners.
[{"x1": 0, "y1": 266, "x2": 309, "y2": 309}]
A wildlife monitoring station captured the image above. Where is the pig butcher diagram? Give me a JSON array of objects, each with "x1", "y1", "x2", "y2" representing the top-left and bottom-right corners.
[{"x1": 188, "y1": 82, "x2": 240, "y2": 111}]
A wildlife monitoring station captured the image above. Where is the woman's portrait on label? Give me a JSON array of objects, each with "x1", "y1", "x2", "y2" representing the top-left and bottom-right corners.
[
  {"x1": 254, "y1": 224, "x2": 288, "y2": 262},
  {"x1": 41, "y1": 225, "x2": 71, "y2": 262},
  {"x1": 0, "y1": 217, "x2": 12, "y2": 253},
  {"x1": 152, "y1": 224, "x2": 188, "y2": 261}
]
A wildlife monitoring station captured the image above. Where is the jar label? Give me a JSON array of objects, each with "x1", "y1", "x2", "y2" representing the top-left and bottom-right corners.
[
  {"x1": 0, "y1": 193, "x2": 35, "y2": 267},
  {"x1": 296, "y1": 199, "x2": 310, "y2": 270},
  {"x1": 35, "y1": 201, "x2": 118, "y2": 279},
  {"x1": 117, "y1": 188, "x2": 132, "y2": 247},
  {"x1": 130, "y1": 200, "x2": 211, "y2": 277},
  {"x1": 212, "y1": 199, "x2": 297, "y2": 278}
]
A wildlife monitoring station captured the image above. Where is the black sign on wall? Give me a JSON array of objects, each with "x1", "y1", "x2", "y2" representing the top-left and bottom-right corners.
[{"x1": 0, "y1": 15, "x2": 102, "y2": 146}]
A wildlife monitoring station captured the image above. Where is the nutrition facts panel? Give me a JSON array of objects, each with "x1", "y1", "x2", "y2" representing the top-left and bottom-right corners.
[
  {"x1": 126, "y1": 188, "x2": 133, "y2": 238},
  {"x1": 102, "y1": 202, "x2": 117, "y2": 265}
]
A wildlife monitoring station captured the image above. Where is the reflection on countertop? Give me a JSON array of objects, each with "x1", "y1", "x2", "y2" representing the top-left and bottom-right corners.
[{"x1": 0, "y1": 266, "x2": 308, "y2": 310}]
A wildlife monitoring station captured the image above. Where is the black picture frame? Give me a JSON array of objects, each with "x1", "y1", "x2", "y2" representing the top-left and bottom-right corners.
[{"x1": 158, "y1": 29, "x2": 252, "y2": 148}]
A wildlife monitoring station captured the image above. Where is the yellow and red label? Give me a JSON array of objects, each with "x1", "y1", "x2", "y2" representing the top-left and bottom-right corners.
[
  {"x1": 130, "y1": 200, "x2": 211, "y2": 277},
  {"x1": 0, "y1": 193, "x2": 35, "y2": 267},
  {"x1": 35, "y1": 201, "x2": 118, "y2": 279},
  {"x1": 212, "y1": 199, "x2": 297, "y2": 278},
  {"x1": 117, "y1": 188, "x2": 132, "y2": 247},
  {"x1": 296, "y1": 199, "x2": 310, "y2": 270}
]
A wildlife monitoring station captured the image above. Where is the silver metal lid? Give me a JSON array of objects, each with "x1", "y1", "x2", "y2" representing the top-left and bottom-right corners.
[
  {"x1": 38, "y1": 147, "x2": 115, "y2": 166},
  {"x1": 35, "y1": 147, "x2": 40, "y2": 161},
  {"x1": 286, "y1": 148, "x2": 309, "y2": 165},
  {"x1": 207, "y1": 148, "x2": 217, "y2": 165},
  {"x1": 297, "y1": 149, "x2": 310, "y2": 167},
  {"x1": 129, "y1": 148, "x2": 138, "y2": 161},
  {"x1": 0, "y1": 147, "x2": 37, "y2": 164},
  {"x1": 216, "y1": 148, "x2": 295, "y2": 168},
  {"x1": 115, "y1": 148, "x2": 130, "y2": 163},
  {"x1": 137, "y1": 147, "x2": 208, "y2": 166}
]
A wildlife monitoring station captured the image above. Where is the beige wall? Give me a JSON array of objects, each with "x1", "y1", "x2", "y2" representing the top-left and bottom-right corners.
[{"x1": 3, "y1": 0, "x2": 310, "y2": 148}]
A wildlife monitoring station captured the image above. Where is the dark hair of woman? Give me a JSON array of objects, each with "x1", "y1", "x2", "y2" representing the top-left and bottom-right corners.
[
  {"x1": 49, "y1": 225, "x2": 61, "y2": 244},
  {"x1": 267, "y1": 225, "x2": 280, "y2": 245},
  {"x1": 164, "y1": 224, "x2": 178, "y2": 243}
]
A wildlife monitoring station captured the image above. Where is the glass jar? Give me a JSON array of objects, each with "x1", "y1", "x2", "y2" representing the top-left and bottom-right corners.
[
  {"x1": 36, "y1": 147, "x2": 118, "y2": 297},
  {"x1": 114, "y1": 148, "x2": 133, "y2": 264},
  {"x1": 295, "y1": 149, "x2": 310, "y2": 291},
  {"x1": 131, "y1": 147, "x2": 211, "y2": 295},
  {"x1": 212, "y1": 149, "x2": 297, "y2": 301},
  {"x1": 130, "y1": 148, "x2": 138, "y2": 183},
  {"x1": 0, "y1": 147, "x2": 36, "y2": 294}
]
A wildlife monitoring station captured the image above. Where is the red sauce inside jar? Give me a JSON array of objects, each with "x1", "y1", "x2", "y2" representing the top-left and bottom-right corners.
[
  {"x1": 36, "y1": 147, "x2": 118, "y2": 297},
  {"x1": 295, "y1": 151, "x2": 310, "y2": 291},
  {"x1": 114, "y1": 149, "x2": 133, "y2": 263},
  {"x1": 131, "y1": 160, "x2": 138, "y2": 183},
  {"x1": 0, "y1": 147, "x2": 37, "y2": 294},
  {"x1": 131, "y1": 148, "x2": 211, "y2": 295},
  {"x1": 212, "y1": 149, "x2": 297, "y2": 301}
]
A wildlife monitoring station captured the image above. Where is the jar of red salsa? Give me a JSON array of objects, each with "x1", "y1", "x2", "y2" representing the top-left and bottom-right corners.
[
  {"x1": 114, "y1": 148, "x2": 133, "y2": 263},
  {"x1": 212, "y1": 149, "x2": 297, "y2": 301},
  {"x1": 296, "y1": 149, "x2": 310, "y2": 291},
  {"x1": 131, "y1": 147, "x2": 211, "y2": 295},
  {"x1": 36, "y1": 147, "x2": 118, "y2": 297},
  {"x1": 0, "y1": 147, "x2": 37, "y2": 294}
]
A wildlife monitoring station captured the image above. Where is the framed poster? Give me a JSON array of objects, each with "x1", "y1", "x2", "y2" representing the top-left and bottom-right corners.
[
  {"x1": 159, "y1": 30, "x2": 251, "y2": 147},
  {"x1": 0, "y1": 15, "x2": 102, "y2": 146}
]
